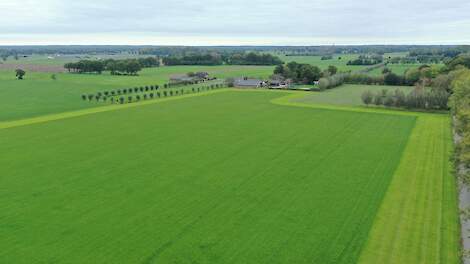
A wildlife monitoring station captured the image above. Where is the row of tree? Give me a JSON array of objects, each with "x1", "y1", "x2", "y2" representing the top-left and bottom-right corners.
[
  {"x1": 162, "y1": 52, "x2": 283, "y2": 66},
  {"x1": 163, "y1": 54, "x2": 223, "y2": 66},
  {"x1": 64, "y1": 57, "x2": 159, "y2": 75},
  {"x1": 449, "y1": 69, "x2": 470, "y2": 175},
  {"x1": 82, "y1": 84, "x2": 225, "y2": 104},
  {"x1": 226, "y1": 53, "x2": 283, "y2": 65},
  {"x1": 341, "y1": 65, "x2": 441, "y2": 87},
  {"x1": 81, "y1": 83, "x2": 225, "y2": 102},
  {"x1": 347, "y1": 55, "x2": 383, "y2": 65},
  {"x1": 273, "y1": 62, "x2": 338, "y2": 85},
  {"x1": 318, "y1": 74, "x2": 346, "y2": 90},
  {"x1": 361, "y1": 86, "x2": 449, "y2": 110}
]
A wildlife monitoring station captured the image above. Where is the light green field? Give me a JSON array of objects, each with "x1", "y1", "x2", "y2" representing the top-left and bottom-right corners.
[
  {"x1": 1, "y1": 90, "x2": 417, "y2": 264},
  {"x1": 278, "y1": 54, "x2": 369, "y2": 71},
  {"x1": 368, "y1": 63, "x2": 445, "y2": 76},
  {"x1": 0, "y1": 65, "x2": 274, "y2": 121},
  {"x1": 294, "y1": 84, "x2": 413, "y2": 106},
  {"x1": 369, "y1": 64, "x2": 422, "y2": 76}
]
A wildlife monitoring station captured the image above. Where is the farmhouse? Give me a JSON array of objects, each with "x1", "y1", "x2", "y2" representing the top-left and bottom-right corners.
[{"x1": 234, "y1": 77, "x2": 265, "y2": 88}]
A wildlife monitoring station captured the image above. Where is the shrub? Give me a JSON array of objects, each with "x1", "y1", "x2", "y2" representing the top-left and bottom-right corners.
[{"x1": 361, "y1": 90, "x2": 373, "y2": 105}]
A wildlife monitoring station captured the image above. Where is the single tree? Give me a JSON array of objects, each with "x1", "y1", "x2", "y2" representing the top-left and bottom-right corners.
[
  {"x1": 327, "y1": 65, "x2": 338, "y2": 75},
  {"x1": 361, "y1": 90, "x2": 373, "y2": 106},
  {"x1": 15, "y1": 69, "x2": 26, "y2": 80}
]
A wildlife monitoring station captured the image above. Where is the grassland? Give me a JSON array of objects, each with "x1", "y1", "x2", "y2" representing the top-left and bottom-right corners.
[
  {"x1": 368, "y1": 63, "x2": 422, "y2": 76},
  {"x1": 276, "y1": 90, "x2": 460, "y2": 264},
  {"x1": 277, "y1": 53, "x2": 369, "y2": 71},
  {"x1": 368, "y1": 63, "x2": 445, "y2": 76},
  {"x1": 294, "y1": 84, "x2": 414, "y2": 106},
  {"x1": 1, "y1": 90, "x2": 416, "y2": 264},
  {"x1": 0, "y1": 65, "x2": 273, "y2": 121}
]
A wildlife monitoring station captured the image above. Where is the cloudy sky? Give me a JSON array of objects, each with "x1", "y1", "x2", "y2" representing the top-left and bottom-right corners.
[{"x1": 1, "y1": 0, "x2": 470, "y2": 45}]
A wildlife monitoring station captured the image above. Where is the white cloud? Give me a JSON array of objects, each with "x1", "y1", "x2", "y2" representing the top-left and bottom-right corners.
[{"x1": 0, "y1": 0, "x2": 469, "y2": 45}]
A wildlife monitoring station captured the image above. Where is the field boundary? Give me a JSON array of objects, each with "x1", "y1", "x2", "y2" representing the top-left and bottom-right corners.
[
  {"x1": 0, "y1": 89, "x2": 228, "y2": 130},
  {"x1": 268, "y1": 90, "x2": 448, "y2": 117}
]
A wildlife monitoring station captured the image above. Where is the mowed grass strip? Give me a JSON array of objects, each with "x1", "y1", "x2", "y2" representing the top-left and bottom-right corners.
[
  {"x1": 0, "y1": 91, "x2": 415, "y2": 263},
  {"x1": 358, "y1": 115, "x2": 460, "y2": 264}
]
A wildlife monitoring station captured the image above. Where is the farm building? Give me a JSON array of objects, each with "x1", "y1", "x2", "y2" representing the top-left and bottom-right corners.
[
  {"x1": 193, "y1": 72, "x2": 210, "y2": 79},
  {"x1": 170, "y1": 74, "x2": 195, "y2": 84},
  {"x1": 170, "y1": 72, "x2": 213, "y2": 85},
  {"x1": 269, "y1": 79, "x2": 292, "y2": 89},
  {"x1": 234, "y1": 77, "x2": 266, "y2": 88}
]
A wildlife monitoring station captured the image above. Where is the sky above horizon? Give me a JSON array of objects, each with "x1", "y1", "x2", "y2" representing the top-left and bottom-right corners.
[{"x1": 1, "y1": 0, "x2": 470, "y2": 45}]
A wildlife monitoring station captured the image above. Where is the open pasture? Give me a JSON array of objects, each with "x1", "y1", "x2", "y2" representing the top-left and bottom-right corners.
[
  {"x1": 294, "y1": 84, "x2": 414, "y2": 107},
  {"x1": 1, "y1": 90, "x2": 416, "y2": 264},
  {"x1": 0, "y1": 65, "x2": 273, "y2": 121},
  {"x1": 278, "y1": 53, "x2": 368, "y2": 71}
]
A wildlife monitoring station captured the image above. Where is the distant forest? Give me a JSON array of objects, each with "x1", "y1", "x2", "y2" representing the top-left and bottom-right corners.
[{"x1": 1, "y1": 45, "x2": 469, "y2": 58}]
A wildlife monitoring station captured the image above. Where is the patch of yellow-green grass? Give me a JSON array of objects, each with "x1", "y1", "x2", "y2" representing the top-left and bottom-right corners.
[{"x1": 358, "y1": 115, "x2": 460, "y2": 264}]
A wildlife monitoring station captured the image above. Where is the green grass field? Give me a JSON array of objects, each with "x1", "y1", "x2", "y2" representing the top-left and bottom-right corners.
[
  {"x1": 368, "y1": 64, "x2": 421, "y2": 76},
  {"x1": 1, "y1": 90, "x2": 418, "y2": 264},
  {"x1": 277, "y1": 91, "x2": 460, "y2": 263},
  {"x1": 0, "y1": 65, "x2": 273, "y2": 121},
  {"x1": 294, "y1": 84, "x2": 414, "y2": 106},
  {"x1": 278, "y1": 54, "x2": 369, "y2": 72},
  {"x1": 0, "y1": 69, "x2": 460, "y2": 264}
]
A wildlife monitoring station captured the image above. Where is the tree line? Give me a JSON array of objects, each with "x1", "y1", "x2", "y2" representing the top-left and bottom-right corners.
[
  {"x1": 162, "y1": 52, "x2": 283, "y2": 66},
  {"x1": 226, "y1": 52, "x2": 283, "y2": 65},
  {"x1": 273, "y1": 62, "x2": 337, "y2": 85},
  {"x1": 64, "y1": 57, "x2": 159, "y2": 75},
  {"x1": 81, "y1": 83, "x2": 226, "y2": 104},
  {"x1": 163, "y1": 54, "x2": 222, "y2": 65},
  {"x1": 361, "y1": 86, "x2": 449, "y2": 110},
  {"x1": 347, "y1": 55, "x2": 383, "y2": 65},
  {"x1": 360, "y1": 68, "x2": 461, "y2": 110},
  {"x1": 449, "y1": 69, "x2": 470, "y2": 182}
]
